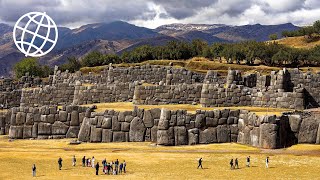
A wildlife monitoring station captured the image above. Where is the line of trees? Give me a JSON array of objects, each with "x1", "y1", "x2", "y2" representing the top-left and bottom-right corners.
[{"x1": 282, "y1": 20, "x2": 320, "y2": 40}]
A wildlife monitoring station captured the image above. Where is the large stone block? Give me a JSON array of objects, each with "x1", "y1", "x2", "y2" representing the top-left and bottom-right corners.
[
  {"x1": 199, "y1": 127, "x2": 217, "y2": 144},
  {"x1": 298, "y1": 117, "x2": 319, "y2": 144},
  {"x1": 150, "y1": 108, "x2": 161, "y2": 119},
  {"x1": 158, "y1": 119, "x2": 169, "y2": 130},
  {"x1": 174, "y1": 126, "x2": 187, "y2": 145},
  {"x1": 16, "y1": 112, "x2": 26, "y2": 125},
  {"x1": 23, "y1": 125, "x2": 32, "y2": 139},
  {"x1": 151, "y1": 126, "x2": 158, "y2": 142},
  {"x1": 38, "y1": 123, "x2": 52, "y2": 135},
  {"x1": 129, "y1": 117, "x2": 146, "y2": 142},
  {"x1": 259, "y1": 123, "x2": 277, "y2": 149},
  {"x1": 112, "y1": 116, "x2": 121, "y2": 131},
  {"x1": 101, "y1": 117, "x2": 112, "y2": 129},
  {"x1": 70, "y1": 111, "x2": 79, "y2": 126},
  {"x1": 188, "y1": 128, "x2": 199, "y2": 145},
  {"x1": 121, "y1": 122, "x2": 130, "y2": 132},
  {"x1": 59, "y1": 111, "x2": 68, "y2": 122},
  {"x1": 143, "y1": 110, "x2": 154, "y2": 128},
  {"x1": 195, "y1": 114, "x2": 205, "y2": 128},
  {"x1": 52, "y1": 121, "x2": 69, "y2": 135},
  {"x1": 9, "y1": 126, "x2": 23, "y2": 139},
  {"x1": 32, "y1": 123, "x2": 38, "y2": 138},
  {"x1": 102, "y1": 129, "x2": 113, "y2": 142},
  {"x1": 66, "y1": 126, "x2": 80, "y2": 138},
  {"x1": 217, "y1": 125, "x2": 230, "y2": 143},
  {"x1": 250, "y1": 127, "x2": 260, "y2": 147},
  {"x1": 113, "y1": 131, "x2": 126, "y2": 142},
  {"x1": 157, "y1": 127, "x2": 174, "y2": 146},
  {"x1": 78, "y1": 117, "x2": 91, "y2": 142},
  {"x1": 26, "y1": 113, "x2": 34, "y2": 125},
  {"x1": 206, "y1": 117, "x2": 218, "y2": 127},
  {"x1": 90, "y1": 127, "x2": 102, "y2": 142},
  {"x1": 288, "y1": 115, "x2": 302, "y2": 133}
]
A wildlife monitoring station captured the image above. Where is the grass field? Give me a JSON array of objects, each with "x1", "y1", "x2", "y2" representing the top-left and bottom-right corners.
[
  {"x1": 80, "y1": 102, "x2": 293, "y2": 116},
  {"x1": 275, "y1": 36, "x2": 320, "y2": 49},
  {"x1": 0, "y1": 136, "x2": 319, "y2": 180}
]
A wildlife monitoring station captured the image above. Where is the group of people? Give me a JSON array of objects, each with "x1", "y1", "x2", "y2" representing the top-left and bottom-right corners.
[
  {"x1": 197, "y1": 156, "x2": 270, "y2": 170},
  {"x1": 31, "y1": 155, "x2": 127, "y2": 177}
]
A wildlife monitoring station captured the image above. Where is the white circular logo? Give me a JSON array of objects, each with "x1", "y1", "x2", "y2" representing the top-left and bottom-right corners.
[{"x1": 13, "y1": 12, "x2": 58, "y2": 57}]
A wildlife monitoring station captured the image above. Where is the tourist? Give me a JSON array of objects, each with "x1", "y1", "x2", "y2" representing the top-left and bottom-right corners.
[
  {"x1": 92, "y1": 156, "x2": 95, "y2": 168},
  {"x1": 266, "y1": 157, "x2": 269, "y2": 168},
  {"x1": 32, "y1": 164, "x2": 36, "y2": 177},
  {"x1": 113, "y1": 167, "x2": 117, "y2": 175},
  {"x1": 197, "y1": 158, "x2": 203, "y2": 169},
  {"x1": 72, "y1": 155, "x2": 76, "y2": 166},
  {"x1": 230, "y1": 159, "x2": 234, "y2": 169},
  {"x1": 58, "y1": 157, "x2": 63, "y2": 170},
  {"x1": 115, "y1": 159, "x2": 119, "y2": 173},
  {"x1": 235, "y1": 158, "x2": 239, "y2": 169},
  {"x1": 107, "y1": 163, "x2": 111, "y2": 175},
  {"x1": 246, "y1": 156, "x2": 250, "y2": 167},
  {"x1": 95, "y1": 162, "x2": 100, "y2": 175},
  {"x1": 88, "y1": 158, "x2": 91, "y2": 167},
  {"x1": 82, "y1": 156, "x2": 86, "y2": 167},
  {"x1": 119, "y1": 163, "x2": 123, "y2": 174},
  {"x1": 123, "y1": 160, "x2": 126, "y2": 173}
]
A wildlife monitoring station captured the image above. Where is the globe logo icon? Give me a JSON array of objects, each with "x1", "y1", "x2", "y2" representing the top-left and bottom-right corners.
[{"x1": 13, "y1": 12, "x2": 58, "y2": 57}]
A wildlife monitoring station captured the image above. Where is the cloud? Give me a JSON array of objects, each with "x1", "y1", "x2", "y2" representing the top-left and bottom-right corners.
[{"x1": 0, "y1": 0, "x2": 319, "y2": 28}]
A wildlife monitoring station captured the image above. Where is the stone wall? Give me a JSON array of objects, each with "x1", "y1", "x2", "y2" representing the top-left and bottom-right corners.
[
  {"x1": 8, "y1": 105, "x2": 87, "y2": 139},
  {"x1": 133, "y1": 84, "x2": 203, "y2": 105},
  {"x1": 0, "y1": 110, "x2": 10, "y2": 135}
]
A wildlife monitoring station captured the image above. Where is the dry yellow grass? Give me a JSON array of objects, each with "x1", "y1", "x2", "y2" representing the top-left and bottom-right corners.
[
  {"x1": 0, "y1": 136, "x2": 319, "y2": 180},
  {"x1": 275, "y1": 36, "x2": 320, "y2": 49},
  {"x1": 80, "y1": 102, "x2": 292, "y2": 116}
]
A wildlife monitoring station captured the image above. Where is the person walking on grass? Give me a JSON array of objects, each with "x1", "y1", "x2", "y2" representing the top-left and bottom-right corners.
[
  {"x1": 235, "y1": 158, "x2": 239, "y2": 169},
  {"x1": 123, "y1": 160, "x2": 126, "y2": 173},
  {"x1": 230, "y1": 159, "x2": 234, "y2": 170},
  {"x1": 115, "y1": 159, "x2": 119, "y2": 173},
  {"x1": 95, "y1": 162, "x2": 100, "y2": 175},
  {"x1": 197, "y1": 158, "x2": 203, "y2": 169},
  {"x1": 82, "y1": 156, "x2": 86, "y2": 167},
  {"x1": 32, "y1": 164, "x2": 36, "y2": 177},
  {"x1": 58, "y1": 157, "x2": 63, "y2": 170},
  {"x1": 246, "y1": 156, "x2": 250, "y2": 167},
  {"x1": 119, "y1": 163, "x2": 123, "y2": 174},
  {"x1": 92, "y1": 156, "x2": 95, "y2": 168},
  {"x1": 72, "y1": 155, "x2": 76, "y2": 166},
  {"x1": 266, "y1": 157, "x2": 269, "y2": 168}
]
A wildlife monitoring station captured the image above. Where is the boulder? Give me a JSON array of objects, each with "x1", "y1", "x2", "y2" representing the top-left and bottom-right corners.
[
  {"x1": 174, "y1": 126, "x2": 187, "y2": 145},
  {"x1": 59, "y1": 111, "x2": 68, "y2": 122},
  {"x1": 143, "y1": 110, "x2": 154, "y2": 128},
  {"x1": 25, "y1": 113, "x2": 34, "y2": 125},
  {"x1": 129, "y1": 117, "x2": 146, "y2": 142},
  {"x1": 113, "y1": 131, "x2": 126, "y2": 142},
  {"x1": 298, "y1": 117, "x2": 319, "y2": 144},
  {"x1": 221, "y1": 109, "x2": 230, "y2": 118},
  {"x1": 52, "y1": 121, "x2": 69, "y2": 135},
  {"x1": 38, "y1": 123, "x2": 52, "y2": 135},
  {"x1": 288, "y1": 115, "x2": 302, "y2": 133},
  {"x1": 195, "y1": 114, "x2": 205, "y2": 128},
  {"x1": 90, "y1": 127, "x2": 102, "y2": 142},
  {"x1": 218, "y1": 118, "x2": 227, "y2": 125},
  {"x1": 101, "y1": 117, "x2": 112, "y2": 129},
  {"x1": 78, "y1": 117, "x2": 91, "y2": 142},
  {"x1": 102, "y1": 129, "x2": 113, "y2": 142},
  {"x1": 206, "y1": 118, "x2": 218, "y2": 127},
  {"x1": 259, "y1": 123, "x2": 277, "y2": 149},
  {"x1": 151, "y1": 126, "x2": 158, "y2": 142},
  {"x1": 157, "y1": 127, "x2": 174, "y2": 146},
  {"x1": 112, "y1": 116, "x2": 121, "y2": 131},
  {"x1": 47, "y1": 114, "x2": 55, "y2": 124},
  {"x1": 66, "y1": 126, "x2": 80, "y2": 138},
  {"x1": 217, "y1": 125, "x2": 230, "y2": 143},
  {"x1": 9, "y1": 126, "x2": 23, "y2": 139},
  {"x1": 199, "y1": 127, "x2": 217, "y2": 144},
  {"x1": 250, "y1": 127, "x2": 260, "y2": 147},
  {"x1": 150, "y1": 108, "x2": 161, "y2": 119},
  {"x1": 237, "y1": 126, "x2": 251, "y2": 145},
  {"x1": 70, "y1": 111, "x2": 79, "y2": 126},
  {"x1": 188, "y1": 128, "x2": 199, "y2": 145},
  {"x1": 16, "y1": 112, "x2": 26, "y2": 125},
  {"x1": 121, "y1": 122, "x2": 130, "y2": 132},
  {"x1": 125, "y1": 115, "x2": 134, "y2": 123}
]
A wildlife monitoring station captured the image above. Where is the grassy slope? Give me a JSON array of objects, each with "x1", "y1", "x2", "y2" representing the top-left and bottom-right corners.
[
  {"x1": 0, "y1": 136, "x2": 319, "y2": 180},
  {"x1": 274, "y1": 36, "x2": 320, "y2": 49}
]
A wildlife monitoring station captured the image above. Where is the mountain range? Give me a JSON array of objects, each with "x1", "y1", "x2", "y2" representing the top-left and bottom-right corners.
[{"x1": 0, "y1": 21, "x2": 298, "y2": 77}]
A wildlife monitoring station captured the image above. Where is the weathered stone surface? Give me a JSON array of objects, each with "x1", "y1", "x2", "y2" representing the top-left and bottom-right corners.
[
  {"x1": 199, "y1": 127, "x2": 217, "y2": 144},
  {"x1": 113, "y1": 131, "x2": 126, "y2": 142},
  {"x1": 206, "y1": 117, "x2": 218, "y2": 127},
  {"x1": 174, "y1": 126, "x2": 187, "y2": 145},
  {"x1": 195, "y1": 114, "x2": 205, "y2": 128},
  {"x1": 16, "y1": 112, "x2": 26, "y2": 125},
  {"x1": 221, "y1": 109, "x2": 229, "y2": 118},
  {"x1": 217, "y1": 125, "x2": 230, "y2": 143},
  {"x1": 52, "y1": 121, "x2": 69, "y2": 135},
  {"x1": 66, "y1": 126, "x2": 79, "y2": 138},
  {"x1": 47, "y1": 114, "x2": 55, "y2": 124},
  {"x1": 151, "y1": 125, "x2": 158, "y2": 142},
  {"x1": 229, "y1": 109, "x2": 240, "y2": 117},
  {"x1": 70, "y1": 111, "x2": 79, "y2": 126},
  {"x1": 218, "y1": 118, "x2": 227, "y2": 125},
  {"x1": 129, "y1": 117, "x2": 146, "y2": 142},
  {"x1": 59, "y1": 111, "x2": 68, "y2": 122},
  {"x1": 143, "y1": 110, "x2": 154, "y2": 128},
  {"x1": 26, "y1": 113, "x2": 34, "y2": 125},
  {"x1": 90, "y1": 127, "x2": 102, "y2": 142},
  {"x1": 288, "y1": 115, "x2": 302, "y2": 133},
  {"x1": 150, "y1": 108, "x2": 161, "y2": 119},
  {"x1": 32, "y1": 123, "x2": 38, "y2": 138},
  {"x1": 112, "y1": 116, "x2": 121, "y2": 131},
  {"x1": 125, "y1": 115, "x2": 134, "y2": 123},
  {"x1": 250, "y1": 127, "x2": 260, "y2": 147},
  {"x1": 157, "y1": 127, "x2": 174, "y2": 145},
  {"x1": 237, "y1": 126, "x2": 251, "y2": 145},
  {"x1": 9, "y1": 126, "x2": 23, "y2": 139},
  {"x1": 101, "y1": 117, "x2": 112, "y2": 129},
  {"x1": 38, "y1": 123, "x2": 52, "y2": 135},
  {"x1": 259, "y1": 123, "x2": 277, "y2": 149},
  {"x1": 102, "y1": 129, "x2": 113, "y2": 142},
  {"x1": 78, "y1": 117, "x2": 91, "y2": 142},
  {"x1": 188, "y1": 128, "x2": 199, "y2": 145},
  {"x1": 121, "y1": 122, "x2": 130, "y2": 132},
  {"x1": 316, "y1": 123, "x2": 320, "y2": 144},
  {"x1": 298, "y1": 117, "x2": 319, "y2": 144}
]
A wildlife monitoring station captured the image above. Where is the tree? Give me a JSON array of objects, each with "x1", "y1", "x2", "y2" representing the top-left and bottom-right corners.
[
  {"x1": 60, "y1": 56, "x2": 81, "y2": 73},
  {"x1": 313, "y1": 20, "x2": 320, "y2": 34},
  {"x1": 269, "y1": 34, "x2": 278, "y2": 40},
  {"x1": 271, "y1": 49, "x2": 293, "y2": 66},
  {"x1": 14, "y1": 58, "x2": 45, "y2": 78},
  {"x1": 81, "y1": 51, "x2": 105, "y2": 67}
]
